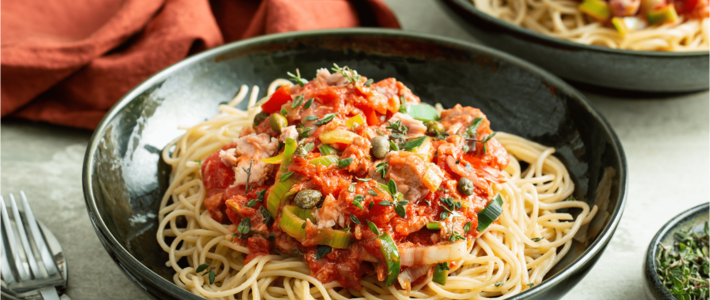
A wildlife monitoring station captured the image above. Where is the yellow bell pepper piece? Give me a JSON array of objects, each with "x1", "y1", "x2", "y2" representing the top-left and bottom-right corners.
[
  {"x1": 319, "y1": 129, "x2": 359, "y2": 144},
  {"x1": 422, "y1": 165, "x2": 443, "y2": 192},
  {"x1": 262, "y1": 153, "x2": 283, "y2": 164},
  {"x1": 579, "y1": 0, "x2": 611, "y2": 22},
  {"x1": 345, "y1": 114, "x2": 366, "y2": 129}
]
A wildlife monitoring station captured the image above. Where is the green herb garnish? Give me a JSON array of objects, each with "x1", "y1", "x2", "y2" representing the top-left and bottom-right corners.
[
  {"x1": 291, "y1": 94, "x2": 304, "y2": 108},
  {"x1": 241, "y1": 159, "x2": 254, "y2": 192},
  {"x1": 303, "y1": 98, "x2": 314, "y2": 109},
  {"x1": 338, "y1": 157, "x2": 354, "y2": 168},
  {"x1": 315, "y1": 245, "x2": 332, "y2": 260},
  {"x1": 279, "y1": 171, "x2": 294, "y2": 182},
  {"x1": 655, "y1": 221, "x2": 709, "y2": 300},
  {"x1": 287, "y1": 69, "x2": 308, "y2": 87},
  {"x1": 331, "y1": 64, "x2": 361, "y2": 84},
  {"x1": 315, "y1": 113, "x2": 338, "y2": 126},
  {"x1": 368, "y1": 221, "x2": 380, "y2": 235}
]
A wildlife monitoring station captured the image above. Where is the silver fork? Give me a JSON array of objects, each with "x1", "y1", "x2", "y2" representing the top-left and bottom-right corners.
[{"x1": 1, "y1": 191, "x2": 64, "y2": 299}]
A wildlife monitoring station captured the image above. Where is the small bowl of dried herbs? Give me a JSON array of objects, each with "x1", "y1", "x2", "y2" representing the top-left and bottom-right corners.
[{"x1": 644, "y1": 203, "x2": 709, "y2": 300}]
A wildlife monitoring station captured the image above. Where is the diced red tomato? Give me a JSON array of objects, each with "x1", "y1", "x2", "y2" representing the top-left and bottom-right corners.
[
  {"x1": 675, "y1": 0, "x2": 697, "y2": 13},
  {"x1": 261, "y1": 85, "x2": 292, "y2": 113},
  {"x1": 363, "y1": 107, "x2": 380, "y2": 126}
]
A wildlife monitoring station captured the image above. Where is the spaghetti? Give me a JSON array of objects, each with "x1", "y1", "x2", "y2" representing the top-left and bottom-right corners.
[
  {"x1": 157, "y1": 69, "x2": 597, "y2": 299},
  {"x1": 471, "y1": 0, "x2": 709, "y2": 51}
]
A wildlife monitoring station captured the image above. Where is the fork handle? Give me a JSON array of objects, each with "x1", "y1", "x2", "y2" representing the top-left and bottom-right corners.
[{"x1": 39, "y1": 287, "x2": 61, "y2": 300}]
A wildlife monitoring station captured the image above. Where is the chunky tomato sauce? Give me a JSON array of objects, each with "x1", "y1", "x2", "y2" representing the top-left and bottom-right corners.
[{"x1": 200, "y1": 68, "x2": 509, "y2": 290}]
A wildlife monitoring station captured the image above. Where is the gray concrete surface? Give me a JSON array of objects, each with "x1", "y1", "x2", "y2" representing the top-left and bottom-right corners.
[{"x1": 1, "y1": 1, "x2": 708, "y2": 299}]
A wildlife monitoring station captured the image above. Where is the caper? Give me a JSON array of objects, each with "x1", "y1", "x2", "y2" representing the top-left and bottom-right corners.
[
  {"x1": 294, "y1": 145, "x2": 309, "y2": 158},
  {"x1": 371, "y1": 136, "x2": 390, "y2": 159},
  {"x1": 457, "y1": 177, "x2": 474, "y2": 196},
  {"x1": 294, "y1": 189, "x2": 323, "y2": 209},
  {"x1": 426, "y1": 121, "x2": 446, "y2": 136},
  {"x1": 253, "y1": 111, "x2": 270, "y2": 127},
  {"x1": 269, "y1": 113, "x2": 288, "y2": 133}
]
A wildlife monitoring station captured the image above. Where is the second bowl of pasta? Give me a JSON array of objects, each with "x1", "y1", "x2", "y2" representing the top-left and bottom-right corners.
[{"x1": 438, "y1": 0, "x2": 709, "y2": 92}]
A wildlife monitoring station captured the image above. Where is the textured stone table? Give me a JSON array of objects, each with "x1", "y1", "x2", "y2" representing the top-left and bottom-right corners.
[{"x1": 1, "y1": 1, "x2": 707, "y2": 299}]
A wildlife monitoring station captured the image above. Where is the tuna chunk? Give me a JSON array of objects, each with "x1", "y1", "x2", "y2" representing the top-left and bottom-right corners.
[
  {"x1": 223, "y1": 133, "x2": 279, "y2": 187},
  {"x1": 386, "y1": 152, "x2": 443, "y2": 203},
  {"x1": 279, "y1": 125, "x2": 299, "y2": 142},
  {"x1": 235, "y1": 133, "x2": 278, "y2": 157},
  {"x1": 316, "y1": 68, "x2": 350, "y2": 87},
  {"x1": 439, "y1": 104, "x2": 490, "y2": 135},
  {"x1": 314, "y1": 194, "x2": 345, "y2": 229},
  {"x1": 386, "y1": 113, "x2": 427, "y2": 137},
  {"x1": 610, "y1": 0, "x2": 640, "y2": 16},
  {"x1": 341, "y1": 136, "x2": 372, "y2": 177}
]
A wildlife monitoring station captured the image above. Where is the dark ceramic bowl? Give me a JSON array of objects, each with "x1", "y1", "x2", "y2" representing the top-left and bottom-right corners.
[
  {"x1": 643, "y1": 203, "x2": 709, "y2": 300},
  {"x1": 437, "y1": 0, "x2": 710, "y2": 92},
  {"x1": 82, "y1": 28, "x2": 628, "y2": 300}
]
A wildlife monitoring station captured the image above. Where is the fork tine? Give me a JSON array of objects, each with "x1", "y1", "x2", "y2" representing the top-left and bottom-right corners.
[
  {"x1": 0, "y1": 196, "x2": 29, "y2": 281},
  {"x1": 19, "y1": 191, "x2": 59, "y2": 277},
  {"x1": 0, "y1": 205, "x2": 17, "y2": 284},
  {"x1": 9, "y1": 193, "x2": 41, "y2": 278}
]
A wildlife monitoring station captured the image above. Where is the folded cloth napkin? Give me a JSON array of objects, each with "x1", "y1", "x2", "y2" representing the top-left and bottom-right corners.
[{"x1": 1, "y1": 0, "x2": 400, "y2": 129}]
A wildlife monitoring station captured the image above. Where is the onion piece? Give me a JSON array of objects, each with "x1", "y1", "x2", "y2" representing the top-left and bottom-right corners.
[
  {"x1": 399, "y1": 241, "x2": 467, "y2": 266},
  {"x1": 397, "y1": 264, "x2": 432, "y2": 293}
]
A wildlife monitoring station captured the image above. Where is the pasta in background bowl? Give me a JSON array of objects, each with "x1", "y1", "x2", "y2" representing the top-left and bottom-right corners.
[
  {"x1": 82, "y1": 28, "x2": 628, "y2": 300},
  {"x1": 437, "y1": 0, "x2": 709, "y2": 92}
]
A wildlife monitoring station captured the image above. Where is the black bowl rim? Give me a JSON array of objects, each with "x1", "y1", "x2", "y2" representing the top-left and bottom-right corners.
[
  {"x1": 643, "y1": 203, "x2": 709, "y2": 300},
  {"x1": 444, "y1": 0, "x2": 709, "y2": 57},
  {"x1": 82, "y1": 27, "x2": 629, "y2": 299}
]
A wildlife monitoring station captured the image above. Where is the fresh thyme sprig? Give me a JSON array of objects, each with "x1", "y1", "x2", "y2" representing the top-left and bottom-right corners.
[
  {"x1": 331, "y1": 64, "x2": 361, "y2": 84},
  {"x1": 287, "y1": 69, "x2": 308, "y2": 87},
  {"x1": 375, "y1": 162, "x2": 388, "y2": 179},
  {"x1": 195, "y1": 264, "x2": 216, "y2": 284},
  {"x1": 656, "y1": 221, "x2": 709, "y2": 300},
  {"x1": 241, "y1": 159, "x2": 254, "y2": 192}
]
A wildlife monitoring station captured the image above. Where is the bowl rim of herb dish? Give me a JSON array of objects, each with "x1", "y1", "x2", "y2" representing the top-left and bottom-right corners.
[{"x1": 643, "y1": 203, "x2": 710, "y2": 300}]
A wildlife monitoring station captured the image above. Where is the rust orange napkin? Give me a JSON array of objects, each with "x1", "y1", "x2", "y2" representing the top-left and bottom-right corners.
[{"x1": 1, "y1": 0, "x2": 400, "y2": 129}]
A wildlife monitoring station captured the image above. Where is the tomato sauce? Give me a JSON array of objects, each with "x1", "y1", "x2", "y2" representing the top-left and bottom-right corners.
[{"x1": 199, "y1": 70, "x2": 510, "y2": 290}]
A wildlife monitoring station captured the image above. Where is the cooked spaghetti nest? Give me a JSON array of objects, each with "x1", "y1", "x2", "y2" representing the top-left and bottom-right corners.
[
  {"x1": 472, "y1": 0, "x2": 709, "y2": 51},
  {"x1": 157, "y1": 81, "x2": 598, "y2": 299}
]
